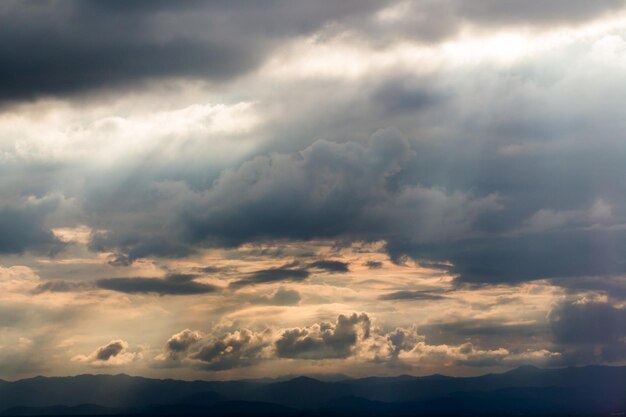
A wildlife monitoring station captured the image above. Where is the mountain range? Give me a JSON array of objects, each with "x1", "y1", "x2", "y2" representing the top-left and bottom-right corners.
[{"x1": 0, "y1": 365, "x2": 624, "y2": 416}]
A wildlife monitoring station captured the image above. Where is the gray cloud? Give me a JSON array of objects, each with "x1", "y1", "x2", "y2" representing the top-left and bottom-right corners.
[
  {"x1": 388, "y1": 229, "x2": 626, "y2": 285},
  {"x1": 550, "y1": 300, "x2": 626, "y2": 364},
  {"x1": 454, "y1": 0, "x2": 624, "y2": 27},
  {"x1": 153, "y1": 329, "x2": 204, "y2": 368},
  {"x1": 550, "y1": 300, "x2": 626, "y2": 345},
  {"x1": 364, "y1": 261, "x2": 383, "y2": 269},
  {"x1": 552, "y1": 276, "x2": 626, "y2": 301},
  {"x1": 90, "y1": 129, "x2": 499, "y2": 265},
  {"x1": 378, "y1": 290, "x2": 447, "y2": 301},
  {"x1": 2, "y1": 0, "x2": 619, "y2": 105},
  {"x1": 32, "y1": 280, "x2": 93, "y2": 294},
  {"x1": 275, "y1": 313, "x2": 371, "y2": 359},
  {"x1": 191, "y1": 329, "x2": 270, "y2": 371},
  {"x1": 166, "y1": 329, "x2": 203, "y2": 354},
  {"x1": 308, "y1": 260, "x2": 350, "y2": 273},
  {"x1": 95, "y1": 340, "x2": 126, "y2": 361},
  {"x1": 253, "y1": 287, "x2": 302, "y2": 306},
  {"x1": 0, "y1": 202, "x2": 65, "y2": 255},
  {"x1": 230, "y1": 267, "x2": 310, "y2": 289},
  {"x1": 0, "y1": 0, "x2": 388, "y2": 104},
  {"x1": 96, "y1": 274, "x2": 218, "y2": 295},
  {"x1": 421, "y1": 319, "x2": 549, "y2": 348}
]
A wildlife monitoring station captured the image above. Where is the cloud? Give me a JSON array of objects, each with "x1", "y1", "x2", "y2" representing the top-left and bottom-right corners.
[
  {"x1": 190, "y1": 329, "x2": 272, "y2": 371},
  {"x1": 549, "y1": 299, "x2": 626, "y2": 364},
  {"x1": 229, "y1": 267, "x2": 310, "y2": 289},
  {"x1": 551, "y1": 276, "x2": 626, "y2": 301},
  {"x1": 155, "y1": 312, "x2": 561, "y2": 371},
  {"x1": 420, "y1": 319, "x2": 548, "y2": 347},
  {"x1": 452, "y1": 0, "x2": 624, "y2": 27},
  {"x1": 91, "y1": 129, "x2": 500, "y2": 264},
  {"x1": 0, "y1": 201, "x2": 65, "y2": 255},
  {"x1": 2, "y1": 0, "x2": 620, "y2": 105},
  {"x1": 253, "y1": 287, "x2": 302, "y2": 306},
  {"x1": 153, "y1": 329, "x2": 203, "y2": 367},
  {"x1": 378, "y1": 290, "x2": 447, "y2": 301},
  {"x1": 96, "y1": 274, "x2": 219, "y2": 295},
  {"x1": 275, "y1": 313, "x2": 371, "y2": 359},
  {"x1": 32, "y1": 280, "x2": 93, "y2": 294},
  {"x1": 364, "y1": 260, "x2": 383, "y2": 269},
  {"x1": 388, "y1": 229, "x2": 626, "y2": 285},
  {"x1": 73, "y1": 339, "x2": 141, "y2": 367},
  {"x1": 167, "y1": 329, "x2": 203, "y2": 354},
  {"x1": 95, "y1": 340, "x2": 126, "y2": 361},
  {"x1": 308, "y1": 260, "x2": 350, "y2": 273},
  {"x1": 0, "y1": 0, "x2": 389, "y2": 104}
]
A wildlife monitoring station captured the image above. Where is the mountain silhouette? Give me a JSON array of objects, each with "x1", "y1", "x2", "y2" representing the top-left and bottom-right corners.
[{"x1": 0, "y1": 366, "x2": 623, "y2": 416}]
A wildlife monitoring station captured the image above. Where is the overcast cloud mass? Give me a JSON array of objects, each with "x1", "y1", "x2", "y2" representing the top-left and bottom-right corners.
[{"x1": 1, "y1": 0, "x2": 626, "y2": 380}]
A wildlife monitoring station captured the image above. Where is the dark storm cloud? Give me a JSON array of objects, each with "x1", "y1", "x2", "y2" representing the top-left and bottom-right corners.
[
  {"x1": 308, "y1": 260, "x2": 350, "y2": 273},
  {"x1": 275, "y1": 313, "x2": 371, "y2": 359},
  {"x1": 3, "y1": 0, "x2": 621, "y2": 104},
  {"x1": 85, "y1": 129, "x2": 497, "y2": 268},
  {"x1": 0, "y1": 0, "x2": 387, "y2": 103},
  {"x1": 181, "y1": 131, "x2": 418, "y2": 247},
  {"x1": 23, "y1": 11, "x2": 626, "y2": 294},
  {"x1": 550, "y1": 301, "x2": 626, "y2": 345},
  {"x1": 378, "y1": 290, "x2": 446, "y2": 301},
  {"x1": 80, "y1": 54, "x2": 626, "y2": 292},
  {"x1": 229, "y1": 267, "x2": 310, "y2": 289},
  {"x1": 549, "y1": 300, "x2": 626, "y2": 364},
  {"x1": 387, "y1": 229, "x2": 626, "y2": 284},
  {"x1": 96, "y1": 274, "x2": 218, "y2": 295},
  {"x1": 0, "y1": 203, "x2": 65, "y2": 255}
]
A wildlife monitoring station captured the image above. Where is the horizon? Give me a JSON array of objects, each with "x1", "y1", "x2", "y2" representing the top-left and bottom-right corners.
[
  {"x1": 0, "y1": 363, "x2": 619, "y2": 383},
  {"x1": 0, "y1": 363, "x2": 551, "y2": 382},
  {"x1": 1, "y1": 0, "x2": 626, "y2": 403}
]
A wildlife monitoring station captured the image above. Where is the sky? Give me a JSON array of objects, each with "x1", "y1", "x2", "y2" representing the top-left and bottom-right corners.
[{"x1": 1, "y1": 0, "x2": 626, "y2": 381}]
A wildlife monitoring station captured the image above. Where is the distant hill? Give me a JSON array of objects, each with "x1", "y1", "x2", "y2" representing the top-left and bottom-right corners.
[{"x1": 0, "y1": 365, "x2": 624, "y2": 416}]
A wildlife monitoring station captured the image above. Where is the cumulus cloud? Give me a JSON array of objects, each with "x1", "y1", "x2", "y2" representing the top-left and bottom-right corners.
[
  {"x1": 276, "y1": 313, "x2": 372, "y2": 359},
  {"x1": 167, "y1": 329, "x2": 202, "y2": 353},
  {"x1": 73, "y1": 340, "x2": 141, "y2": 367},
  {"x1": 158, "y1": 313, "x2": 560, "y2": 371},
  {"x1": 190, "y1": 329, "x2": 273, "y2": 371},
  {"x1": 153, "y1": 329, "x2": 204, "y2": 365},
  {"x1": 96, "y1": 274, "x2": 219, "y2": 295}
]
